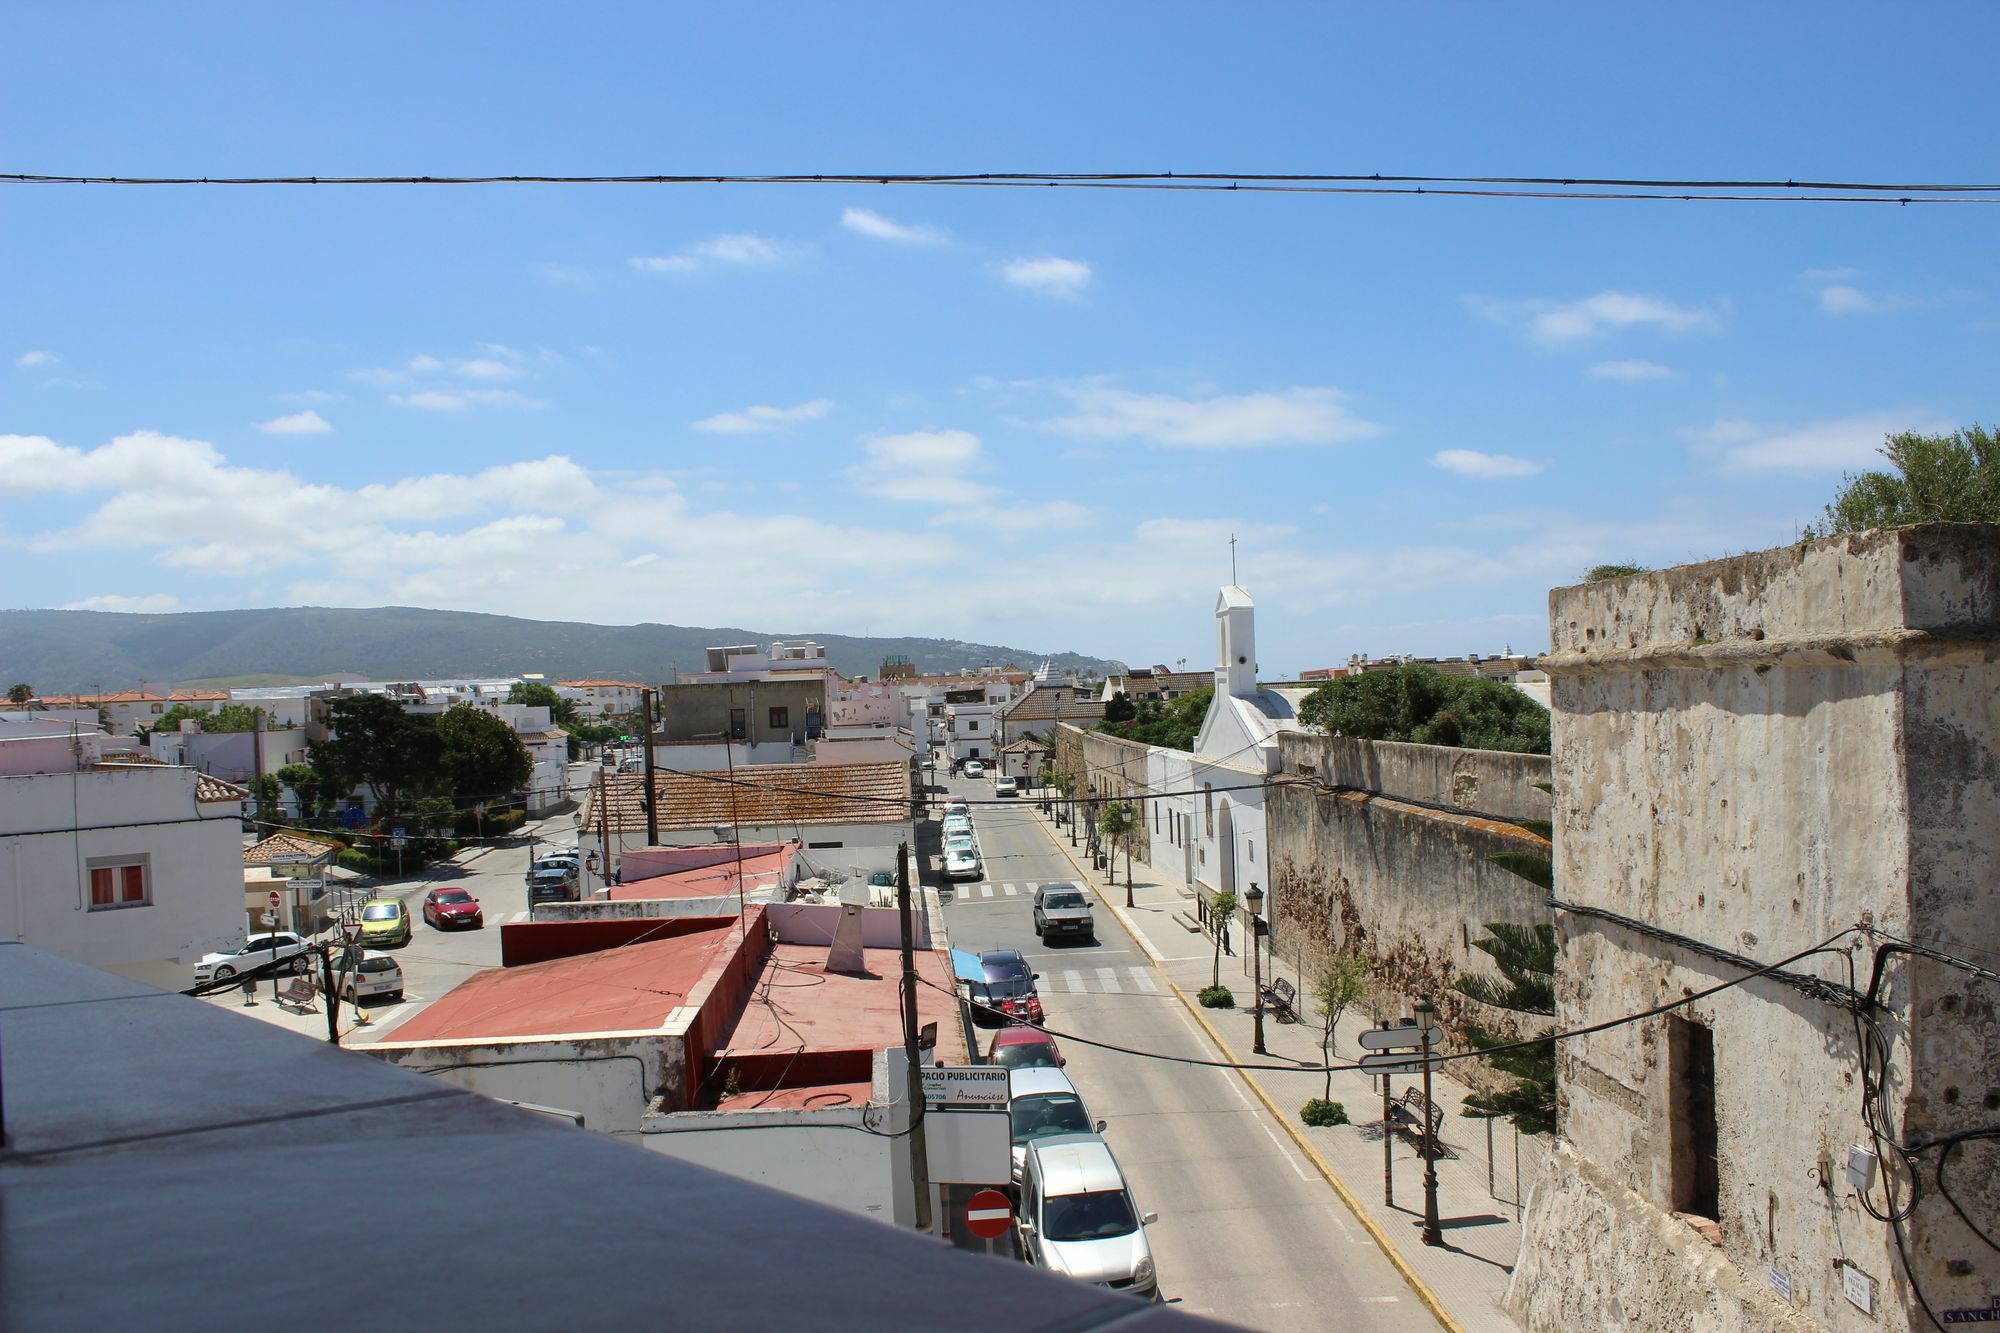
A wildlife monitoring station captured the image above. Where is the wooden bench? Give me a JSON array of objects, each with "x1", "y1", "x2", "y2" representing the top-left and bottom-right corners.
[
  {"x1": 278, "y1": 975, "x2": 318, "y2": 1012},
  {"x1": 1386, "y1": 1086, "x2": 1445, "y2": 1152},
  {"x1": 1259, "y1": 976, "x2": 1301, "y2": 1024}
]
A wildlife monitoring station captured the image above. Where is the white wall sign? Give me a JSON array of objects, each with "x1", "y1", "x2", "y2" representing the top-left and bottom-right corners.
[
  {"x1": 1841, "y1": 1265, "x2": 1874, "y2": 1315},
  {"x1": 1766, "y1": 1267, "x2": 1792, "y2": 1303},
  {"x1": 923, "y1": 1108, "x2": 1010, "y2": 1185},
  {"x1": 921, "y1": 1066, "x2": 1009, "y2": 1107}
]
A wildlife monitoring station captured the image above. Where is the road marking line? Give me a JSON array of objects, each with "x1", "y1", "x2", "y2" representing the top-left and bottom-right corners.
[
  {"x1": 509, "y1": 911, "x2": 530, "y2": 923},
  {"x1": 1130, "y1": 969, "x2": 1159, "y2": 993},
  {"x1": 979, "y1": 884, "x2": 993, "y2": 898},
  {"x1": 1002, "y1": 882, "x2": 1018, "y2": 895},
  {"x1": 1095, "y1": 967, "x2": 1122, "y2": 994},
  {"x1": 1063, "y1": 970, "x2": 1087, "y2": 994},
  {"x1": 1360, "y1": 1296, "x2": 1401, "y2": 1303}
]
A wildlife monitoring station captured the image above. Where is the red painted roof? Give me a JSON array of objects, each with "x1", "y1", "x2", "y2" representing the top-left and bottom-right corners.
[
  {"x1": 715, "y1": 942, "x2": 965, "y2": 1064},
  {"x1": 384, "y1": 926, "x2": 738, "y2": 1043},
  {"x1": 714, "y1": 1083, "x2": 873, "y2": 1112},
  {"x1": 609, "y1": 846, "x2": 797, "y2": 901}
]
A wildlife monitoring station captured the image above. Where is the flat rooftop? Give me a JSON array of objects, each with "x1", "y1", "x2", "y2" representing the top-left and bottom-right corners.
[
  {"x1": 716, "y1": 941, "x2": 966, "y2": 1065},
  {"x1": 385, "y1": 924, "x2": 738, "y2": 1042},
  {"x1": 611, "y1": 847, "x2": 796, "y2": 901}
]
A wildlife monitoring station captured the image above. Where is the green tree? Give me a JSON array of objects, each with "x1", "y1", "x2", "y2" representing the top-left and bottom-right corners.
[
  {"x1": 1312, "y1": 955, "x2": 1371, "y2": 1099},
  {"x1": 1298, "y1": 665, "x2": 1549, "y2": 755},
  {"x1": 1096, "y1": 801, "x2": 1135, "y2": 895},
  {"x1": 1451, "y1": 921, "x2": 1557, "y2": 1136},
  {"x1": 435, "y1": 704, "x2": 533, "y2": 801},
  {"x1": 1582, "y1": 563, "x2": 1649, "y2": 583},
  {"x1": 508, "y1": 681, "x2": 595, "y2": 758},
  {"x1": 275, "y1": 762, "x2": 321, "y2": 818},
  {"x1": 1208, "y1": 888, "x2": 1238, "y2": 989},
  {"x1": 310, "y1": 694, "x2": 441, "y2": 811},
  {"x1": 1099, "y1": 686, "x2": 1212, "y2": 752},
  {"x1": 250, "y1": 773, "x2": 282, "y2": 823},
  {"x1": 6, "y1": 683, "x2": 31, "y2": 705},
  {"x1": 1103, "y1": 690, "x2": 1137, "y2": 723},
  {"x1": 152, "y1": 702, "x2": 263, "y2": 734},
  {"x1": 1814, "y1": 423, "x2": 1999, "y2": 533}
]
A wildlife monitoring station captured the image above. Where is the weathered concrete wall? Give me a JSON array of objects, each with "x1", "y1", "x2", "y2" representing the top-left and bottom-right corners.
[
  {"x1": 1513, "y1": 525, "x2": 2000, "y2": 1332},
  {"x1": 1280, "y1": 731, "x2": 1552, "y2": 822},
  {"x1": 1266, "y1": 770, "x2": 1553, "y2": 1087},
  {"x1": 1051, "y1": 724, "x2": 1155, "y2": 866}
]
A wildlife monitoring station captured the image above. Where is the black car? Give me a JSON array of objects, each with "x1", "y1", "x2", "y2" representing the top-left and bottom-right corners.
[{"x1": 970, "y1": 949, "x2": 1045, "y2": 1027}]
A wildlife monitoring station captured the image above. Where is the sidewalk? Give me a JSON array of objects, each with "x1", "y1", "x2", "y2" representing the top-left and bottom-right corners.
[{"x1": 1030, "y1": 800, "x2": 1525, "y2": 1333}]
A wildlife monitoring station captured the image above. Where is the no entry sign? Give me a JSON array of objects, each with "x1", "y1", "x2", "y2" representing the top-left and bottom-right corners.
[{"x1": 964, "y1": 1188, "x2": 1013, "y2": 1240}]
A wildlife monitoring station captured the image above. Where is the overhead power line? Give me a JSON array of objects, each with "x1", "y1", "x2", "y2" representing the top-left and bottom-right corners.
[{"x1": 5, "y1": 169, "x2": 1998, "y2": 204}]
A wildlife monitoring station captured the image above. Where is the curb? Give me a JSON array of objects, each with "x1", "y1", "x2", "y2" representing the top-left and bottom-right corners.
[{"x1": 1035, "y1": 809, "x2": 1463, "y2": 1333}]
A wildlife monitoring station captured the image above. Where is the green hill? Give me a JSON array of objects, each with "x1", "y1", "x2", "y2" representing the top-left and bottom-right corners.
[{"x1": 0, "y1": 606, "x2": 1121, "y2": 692}]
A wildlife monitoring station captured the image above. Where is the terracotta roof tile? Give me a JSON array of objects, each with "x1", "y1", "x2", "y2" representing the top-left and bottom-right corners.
[
  {"x1": 580, "y1": 761, "x2": 909, "y2": 833},
  {"x1": 195, "y1": 772, "x2": 251, "y2": 803},
  {"x1": 242, "y1": 832, "x2": 341, "y2": 866}
]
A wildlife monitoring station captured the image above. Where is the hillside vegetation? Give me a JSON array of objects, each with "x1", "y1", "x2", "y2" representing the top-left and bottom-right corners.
[{"x1": 0, "y1": 606, "x2": 1120, "y2": 691}]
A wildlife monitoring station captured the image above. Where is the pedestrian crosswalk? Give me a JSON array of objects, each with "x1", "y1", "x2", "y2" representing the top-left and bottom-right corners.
[
  {"x1": 969, "y1": 881, "x2": 1033, "y2": 899},
  {"x1": 1055, "y1": 966, "x2": 1167, "y2": 996}
]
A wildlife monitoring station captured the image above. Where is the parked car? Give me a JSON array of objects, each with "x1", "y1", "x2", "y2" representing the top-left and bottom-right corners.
[
  {"x1": 989, "y1": 1025, "x2": 1065, "y2": 1070},
  {"x1": 330, "y1": 949, "x2": 405, "y2": 1003},
  {"x1": 1033, "y1": 883, "x2": 1095, "y2": 944},
  {"x1": 525, "y1": 850, "x2": 581, "y2": 883},
  {"x1": 1009, "y1": 1068, "x2": 1103, "y2": 1182},
  {"x1": 1017, "y1": 1134, "x2": 1157, "y2": 1298},
  {"x1": 970, "y1": 949, "x2": 1044, "y2": 1027},
  {"x1": 529, "y1": 866, "x2": 581, "y2": 904},
  {"x1": 945, "y1": 847, "x2": 982, "y2": 880},
  {"x1": 944, "y1": 834, "x2": 976, "y2": 858},
  {"x1": 357, "y1": 897, "x2": 413, "y2": 947},
  {"x1": 422, "y1": 885, "x2": 484, "y2": 929},
  {"x1": 943, "y1": 797, "x2": 970, "y2": 814},
  {"x1": 964, "y1": 760, "x2": 987, "y2": 778},
  {"x1": 994, "y1": 776, "x2": 1018, "y2": 797},
  {"x1": 194, "y1": 932, "x2": 314, "y2": 983}
]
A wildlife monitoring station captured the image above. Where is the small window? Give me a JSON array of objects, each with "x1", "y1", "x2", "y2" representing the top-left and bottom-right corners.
[
  {"x1": 150, "y1": 703, "x2": 164, "y2": 714},
  {"x1": 768, "y1": 706, "x2": 790, "y2": 730},
  {"x1": 967, "y1": 721, "x2": 979, "y2": 733},
  {"x1": 1247, "y1": 839, "x2": 1255, "y2": 863},
  {"x1": 1667, "y1": 1016, "x2": 1720, "y2": 1222},
  {"x1": 87, "y1": 859, "x2": 150, "y2": 910}
]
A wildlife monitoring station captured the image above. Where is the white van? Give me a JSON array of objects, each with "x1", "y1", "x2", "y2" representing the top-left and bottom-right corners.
[{"x1": 1016, "y1": 1134, "x2": 1157, "y2": 1299}]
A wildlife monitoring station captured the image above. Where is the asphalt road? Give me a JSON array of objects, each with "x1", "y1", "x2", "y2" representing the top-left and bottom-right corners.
[{"x1": 932, "y1": 771, "x2": 1435, "y2": 1332}]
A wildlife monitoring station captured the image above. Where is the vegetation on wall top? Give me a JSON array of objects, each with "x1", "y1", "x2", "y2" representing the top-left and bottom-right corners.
[{"x1": 1297, "y1": 664, "x2": 1550, "y2": 754}]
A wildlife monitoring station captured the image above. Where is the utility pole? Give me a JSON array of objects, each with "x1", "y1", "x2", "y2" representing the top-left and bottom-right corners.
[
  {"x1": 596, "y1": 765, "x2": 615, "y2": 890},
  {"x1": 640, "y1": 687, "x2": 658, "y2": 847},
  {"x1": 896, "y1": 842, "x2": 933, "y2": 1232}
]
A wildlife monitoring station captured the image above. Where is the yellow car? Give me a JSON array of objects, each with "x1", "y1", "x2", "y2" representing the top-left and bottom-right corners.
[{"x1": 356, "y1": 897, "x2": 412, "y2": 947}]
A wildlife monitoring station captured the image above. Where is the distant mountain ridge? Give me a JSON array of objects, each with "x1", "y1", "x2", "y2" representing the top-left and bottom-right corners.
[{"x1": 0, "y1": 606, "x2": 1122, "y2": 692}]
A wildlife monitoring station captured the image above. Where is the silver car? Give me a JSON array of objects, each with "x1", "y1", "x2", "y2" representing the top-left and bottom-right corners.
[{"x1": 1018, "y1": 1134, "x2": 1158, "y2": 1299}]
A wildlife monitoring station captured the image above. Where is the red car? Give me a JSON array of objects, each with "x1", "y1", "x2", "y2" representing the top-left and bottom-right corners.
[
  {"x1": 422, "y1": 885, "x2": 484, "y2": 929},
  {"x1": 988, "y1": 1025, "x2": 1064, "y2": 1070}
]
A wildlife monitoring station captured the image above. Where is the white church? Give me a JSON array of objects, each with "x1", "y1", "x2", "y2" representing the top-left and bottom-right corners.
[{"x1": 1134, "y1": 585, "x2": 1311, "y2": 909}]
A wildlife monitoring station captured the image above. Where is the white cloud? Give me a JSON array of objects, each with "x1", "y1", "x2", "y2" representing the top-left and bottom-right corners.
[
  {"x1": 692, "y1": 399, "x2": 834, "y2": 434},
  {"x1": 1692, "y1": 410, "x2": 1955, "y2": 474},
  {"x1": 1432, "y1": 449, "x2": 1544, "y2": 478},
  {"x1": 1045, "y1": 386, "x2": 1381, "y2": 448},
  {"x1": 847, "y1": 429, "x2": 1000, "y2": 505},
  {"x1": 59, "y1": 593, "x2": 184, "y2": 614},
  {"x1": 931, "y1": 500, "x2": 1091, "y2": 538},
  {"x1": 15, "y1": 350, "x2": 59, "y2": 369},
  {"x1": 254, "y1": 409, "x2": 332, "y2": 436},
  {"x1": 1589, "y1": 359, "x2": 1676, "y2": 382},
  {"x1": 623, "y1": 553, "x2": 661, "y2": 569},
  {"x1": 841, "y1": 207, "x2": 950, "y2": 245},
  {"x1": 630, "y1": 233, "x2": 788, "y2": 274},
  {"x1": 454, "y1": 358, "x2": 523, "y2": 382},
  {"x1": 274, "y1": 389, "x2": 339, "y2": 405},
  {"x1": 1801, "y1": 267, "x2": 1860, "y2": 283},
  {"x1": 1001, "y1": 256, "x2": 1092, "y2": 299},
  {"x1": 389, "y1": 388, "x2": 546, "y2": 411},
  {"x1": 1475, "y1": 290, "x2": 1722, "y2": 343},
  {"x1": 1799, "y1": 267, "x2": 1916, "y2": 317}
]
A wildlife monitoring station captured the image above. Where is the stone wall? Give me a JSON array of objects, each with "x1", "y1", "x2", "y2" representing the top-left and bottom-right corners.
[
  {"x1": 1282, "y1": 731, "x2": 1551, "y2": 822},
  {"x1": 1051, "y1": 724, "x2": 1155, "y2": 866},
  {"x1": 1512, "y1": 525, "x2": 2000, "y2": 1332},
  {"x1": 1265, "y1": 741, "x2": 1553, "y2": 1083}
]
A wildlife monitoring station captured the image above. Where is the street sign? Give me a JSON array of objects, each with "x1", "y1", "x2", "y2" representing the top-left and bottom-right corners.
[
  {"x1": 259, "y1": 910, "x2": 276, "y2": 926},
  {"x1": 289, "y1": 878, "x2": 325, "y2": 893},
  {"x1": 1358, "y1": 1024, "x2": 1445, "y2": 1051},
  {"x1": 922, "y1": 1066, "x2": 1010, "y2": 1107},
  {"x1": 267, "y1": 890, "x2": 282, "y2": 907},
  {"x1": 392, "y1": 826, "x2": 407, "y2": 839},
  {"x1": 269, "y1": 853, "x2": 314, "y2": 877},
  {"x1": 390, "y1": 836, "x2": 406, "y2": 850},
  {"x1": 963, "y1": 1188, "x2": 1013, "y2": 1240},
  {"x1": 1358, "y1": 1051, "x2": 1443, "y2": 1077}
]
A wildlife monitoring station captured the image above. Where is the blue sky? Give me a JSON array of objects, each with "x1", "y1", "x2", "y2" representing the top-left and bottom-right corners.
[{"x1": 4, "y1": 4, "x2": 1996, "y2": 676}]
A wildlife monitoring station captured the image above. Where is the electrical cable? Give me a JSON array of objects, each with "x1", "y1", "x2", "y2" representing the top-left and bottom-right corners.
[{"x1": 7, "y1": 169, "x2": 1999, "y2": 205}]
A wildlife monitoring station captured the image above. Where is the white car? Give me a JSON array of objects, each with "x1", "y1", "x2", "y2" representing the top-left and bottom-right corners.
[
  {"x1": 994, "y1": 776, "x2": 1019, "y2": 797},
  {"x1": 1018, "y1": 1135, "x2": 1157, "y2": 1298},
  {"x1": 944, "y1": 832, "x2": 976, "y2": 853},
  {"x1": 330, "y1": 949, "x2": 405, "y2": 1003},
  {"x1": 942, "y1": 815, "x2": 973, "y2": 838},
  {"x1": 1009, "y1": 1067, "x2": 1101, "y2": 1182},
  {"x1": 945, "y1": 847, "x2": 982, "y2": 880},
  {"x1": 195, "y1": 932, "x2": 314, "y2": 983},
  {"x1": 964, "y1": 760, "x2": 987, "y2": 778}
]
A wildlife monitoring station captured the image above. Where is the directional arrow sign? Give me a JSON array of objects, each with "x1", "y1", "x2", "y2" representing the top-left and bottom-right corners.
[
  {"x1": 1358, "y1": 1051, "x2": 1443, "y2": 1076},
  {"x1": 1358, "y1": 1024, "x2": 1445, "y2": 1051}
]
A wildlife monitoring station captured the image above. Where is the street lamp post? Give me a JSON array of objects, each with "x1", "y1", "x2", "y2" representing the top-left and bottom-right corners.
[
  {"x1": 1415, "y1": 995, "x2": 1443, "y2": 1247},
  {"x1": 1245, "y1": 882, "x2": 1266, "y2": 1054}
]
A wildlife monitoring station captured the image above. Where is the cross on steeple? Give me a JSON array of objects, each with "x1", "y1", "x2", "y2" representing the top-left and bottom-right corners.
[{"x1": 1229, "y1": 533, "x2": 1237, "y2": 584}]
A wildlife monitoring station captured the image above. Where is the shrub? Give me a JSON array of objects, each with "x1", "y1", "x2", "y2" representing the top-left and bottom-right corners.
[
  {"x1": 1197, "y1": 985, "x2": 1235, "y2": 1008},
  {"x1": 1300, "y1": 1098, "x2": 1349, "y2": 1128}
]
